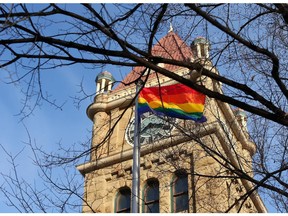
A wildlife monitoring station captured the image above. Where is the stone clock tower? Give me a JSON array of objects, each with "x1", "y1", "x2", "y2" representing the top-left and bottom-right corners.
[{"x1": 77, "y1": 31, "x2": 267, "y2": 213}]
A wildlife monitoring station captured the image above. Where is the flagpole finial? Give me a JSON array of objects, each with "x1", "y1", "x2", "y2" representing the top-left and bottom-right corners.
[{"x1": 168, "y1": 22, "x2": 173, "y2": 33}]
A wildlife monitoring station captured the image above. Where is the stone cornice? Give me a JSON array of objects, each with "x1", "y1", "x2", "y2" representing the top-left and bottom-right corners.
[
  {"x1": 86, "y1": 95, "x2": 133, "y2": 120},
  {"x1": 77, "y1": 122, "x2": 217, "y2": 174}
]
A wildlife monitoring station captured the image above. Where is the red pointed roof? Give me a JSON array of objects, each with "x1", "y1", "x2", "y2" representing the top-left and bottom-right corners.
[{"x1": 114, "y1": 31, "x2": 194, "y2": 91}]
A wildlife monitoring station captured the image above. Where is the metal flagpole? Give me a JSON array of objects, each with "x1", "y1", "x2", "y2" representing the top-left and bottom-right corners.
[{"x1": 131, "y1": 80, "x2": 142, "y2": 213}]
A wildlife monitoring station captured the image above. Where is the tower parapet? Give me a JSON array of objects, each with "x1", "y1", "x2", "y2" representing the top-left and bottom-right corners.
[{"x1": 233, "y1": 108, "x2": 248, "y2": 135}]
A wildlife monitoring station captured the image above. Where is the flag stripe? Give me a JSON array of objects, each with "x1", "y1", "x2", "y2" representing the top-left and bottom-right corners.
[
  {"x1": 139, "y1": 92, "x2": 205, "y2": 104},
  {"x1": 138, "y1": 104, "x2": 204, "y2": 118},
  {"x1": 138, "y1": 99, "x2": 204, "y2": 113}
]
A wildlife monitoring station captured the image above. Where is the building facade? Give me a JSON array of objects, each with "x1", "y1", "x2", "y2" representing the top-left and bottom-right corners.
[{"x1": 77, "y1": 30, "x2": 267, "y2": 213}]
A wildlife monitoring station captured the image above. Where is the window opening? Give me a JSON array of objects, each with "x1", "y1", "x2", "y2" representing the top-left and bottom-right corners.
[
  {"x1": 172, "y1": 171, "x2": 188, "y2": 212},
  {"x1": 143, "y1": 179, "x2": 159, "y2": 213},
  {"x1": 115, "y1": 187, "x2": 131, "y2": 213}
]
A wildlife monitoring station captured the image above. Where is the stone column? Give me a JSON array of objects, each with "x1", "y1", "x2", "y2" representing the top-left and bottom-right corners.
[
  {"x1": 101, "y1": 79, "x2": 106, "y2": 92},
  {"x1": 108, "y1": 81, "x2": 112, "y2": 91},
  {"x1": 204, "y1": 44, "x2": 209, "y2": 58},
  {"x1": 96, "y1": 82, "x2": 101, "y2": 95},
  {"x1": 197, "y1": 44, "x2": 201, "y2": 58}
]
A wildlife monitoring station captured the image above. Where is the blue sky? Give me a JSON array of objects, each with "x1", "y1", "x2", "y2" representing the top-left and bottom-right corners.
[{"x1": 0, "y1": 62, "x2": 117, "y2": 212}]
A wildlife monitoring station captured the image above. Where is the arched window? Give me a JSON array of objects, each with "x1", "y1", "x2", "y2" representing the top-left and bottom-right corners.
[
  {"x1": 143, "y1": 178, "x2": 159, "y2": 213},
  {"x1": 115, "y1": 187, "x2": 131, "y2": 213},
  {"x1": 172, "y1": 171, "x2": 188, "y2": 212}
]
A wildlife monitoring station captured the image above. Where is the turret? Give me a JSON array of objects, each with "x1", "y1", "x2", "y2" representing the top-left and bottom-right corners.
[
  {"x1": 95, "y1": 71, "x2": 115, "y2": 95},
  {"x1": 234, "y1": 108, "x2": 248, "y2": 135},
  {"x1": 191, "y1": 36, "x2": 210, "y2": 59}
]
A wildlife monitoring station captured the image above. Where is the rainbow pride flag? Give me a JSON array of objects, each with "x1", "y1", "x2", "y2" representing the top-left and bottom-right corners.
[{"x1": 138, "y1": 83, "x2": 206, "y2": 122}]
